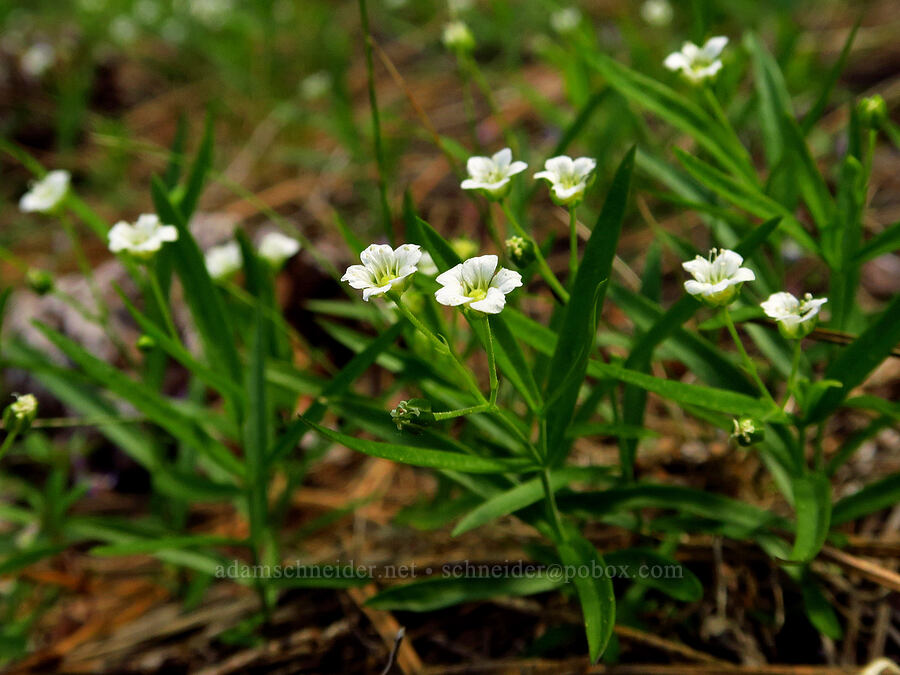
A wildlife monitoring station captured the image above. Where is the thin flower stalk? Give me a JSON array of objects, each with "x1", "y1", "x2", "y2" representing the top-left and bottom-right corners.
[
  {"x1": 721, "y1": 308, "x2": 779, "y2": 410},
  {"x1": 500, "y1": 201, "x2": 569, "y2": 303}
]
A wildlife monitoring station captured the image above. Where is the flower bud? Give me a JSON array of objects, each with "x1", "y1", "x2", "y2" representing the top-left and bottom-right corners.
[
  {"x1": 25, "y1": 268, "x2": 54, "y2": 295},
  {"x1": 137, "y1": 334, "x2": 157, "y2": 352},
  {"x1": 3, "y1": 394, "x2": 38, "y2": 435},
  {"x1": 731, "y1": 416, "x2": 764, "y2": 447},
  {"x1": 442, "y1": 20, "x2": 475, "y2": 53},
  {"x1": 505, "y1": 236, "x2": 535, "y2": 269},
  {"x1": 450, "y1": 237, "x2": 478, "y2": 261},
  {"x1": 857, "y1": 95, "x2": 887, "y2": 129},
  {"x1": 390, "y1": 399, "x2": 434, "y2": 432}
]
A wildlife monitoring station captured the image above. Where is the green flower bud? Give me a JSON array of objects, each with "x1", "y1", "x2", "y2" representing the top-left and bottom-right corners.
[
  {"x1": 390, "y1": 399, "x2": 434, "y2": 432},
  {"x1": 505, "y1": 235, "x2": 535, "y2": 268},
  {"x1": 25, "y1": 268, "x2": 54, "y2": 296},
  {"x1": 3, "y1": 394, "x2": 38, "y2": 435},
  {"x1": 137, "y1": 334, "x2": 157, "y2": 352},
  {"x1": 450, "y1": 237, "x2": 478, "y2": 261},
  {"x1": 442, "y1": 20, "x2": 475, "y2": 53},
  {"x1": 731, "y1": 416, "x2": 764, "y2": 447},
  {"x1": 857, "y1": 95, "x2": 887, "y2": 129}
]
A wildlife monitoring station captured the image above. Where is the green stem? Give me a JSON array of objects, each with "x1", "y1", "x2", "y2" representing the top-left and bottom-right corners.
[
  {"x1": 146, "y1": 264, "x2": 178, "y2": 340},
  {"x1": 500, "y1": 201, "x2": 569, "y2": 303},
  {"x1": 540, "y1": 467, "x2": 567, "y2": 543},
  {"x1": 0, "y1": 430, "x2": 18, "y2": 461},
  {"x1": 568, "y1": 207, "x2": 578, "y2": 285},
  {"x1": 721, "y1": 308, "x2": 779, "y2": 410},
  {"x1": 460, "y1": 54, "x2": 517, "y2": 154},
  {"x1": 784, "y1": 339, "x2": 802, "y2": 411},
  {"x1": 485, "y1": 318, "x2": 498, "y2": 405},
  {"x1": 358, "y1": 0, "x2": 393, "y2": 244},
  {"x1": 433, "y1": 402, "x2": 492, "y2": 421},
  {"x1": 484, "y1": 203, "x2": 505, "y2": 255}
]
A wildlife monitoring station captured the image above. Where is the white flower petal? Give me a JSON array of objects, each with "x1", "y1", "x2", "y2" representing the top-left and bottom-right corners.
[
  {"x1": 572, "y1": 157, "x2": 596, "y2": 178},
  {"x1": 664, "y1": 51, "x2": 688, "y2": 71},
  {"x1": 466, "y1": 156, "x2": 494, "y2": 179},
  {"x1": 506, "y1": 160, "x2": 528, "y2": 176},
  {"x1": 492, "y1": 148, "x2": 512, "y2": 169},
  {"x1": 362, "y1": 283, "x2": 393, "y2": 301},
  {"x1": 702, "y1": 36, "x2": 728, "y2": 59},
  {"x1": 490, "y1": 267, "x2": 523, "y2": 294},
  {"x1": 682, "y1": 256, "x2": 712, "y2": 282}
]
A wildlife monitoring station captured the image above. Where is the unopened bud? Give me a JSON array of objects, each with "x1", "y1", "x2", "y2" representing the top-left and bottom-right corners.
[
  {"x1": 505, "y1": 236, "x2": 535, "y2": 268},
  {"x1": 3, "y1": 394, "x2": 38, "y2": 435},
  {"x1": 731, "y1": 416, "x2": 764, "y2": 447},
  {"x1": 390, "y1": 399, "x2": 434, "y2": 432},
  {"x1": 25, "y1": 268, "x2": 54, "y2": 295},
  {"x1": 857, "y1": 95, "x2": 887, "y2": 129},
  {"x1": 442, "y1": 21, "x2": 475, "y2": 53},
  {"x1": 136, "y1": 334, "x2": 157, "y2": 352}
]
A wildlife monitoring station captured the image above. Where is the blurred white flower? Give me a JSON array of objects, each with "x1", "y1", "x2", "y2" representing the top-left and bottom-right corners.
[
  {"x1": 20, "y1": 43, "x2": 55, "y2": 78},
  {"x1": 205, "y1": 241, "x2": 243, "y2": 281},
  {"x1": 461, "y1": 148, "x2": 527, "y2": 200},
  {"x1": 384, "y1": 0, "x2": 409, "y2": 8},
  {"x1": 761, "y1": 292, "x2": 827, "y2": 339},
  {"x1": 108, "y1": 214, "x2": 178, "y2": 260},
  {"x1": 190, "y1": 0, "x2": 234, "y2": 28},
  {"x1": 664, "y1": 36, "x2": 728, "y2": 84},
  {"x1": 9, "y1": 394, "x2": 38, "y2": 421},
  {"x1": 342, "y1": 244, "x2": 422, "y2": 301},
  {"x1": 550, "y1": 7, "x2": 581, "y2": 34},
  {"x1": 682, "y1": 248, "x2": 754, "y2": 307},
  {"x1": 300, "y1": 71, "x2": 331, "y2": 101},
  {"x1": 110, "y1": 16, "x2": 138, "y2": 44},
  {"x1": 442, "y1": 20, "x2": 475, "y2": 52},
  {"x1": 640, "y1": 0, "x2": 673, "y2": 26},
  {"x1": 448, "y1": 0, "x2": 474, "y2": 13},
  {"x1": 534, "y1": 155, "x2": 596, "y2": 206},
  {"x1": 419, "y1": 252, "x2": 438, "y2": 276},
  {"x1": 19, "y1": 170, "x2": 70, "y2": 214},
  {"x1": 435, "y1": 254, "x2": 522, "y2": 315},
  {"x1": 258, "y1": 231, "x2": 301, "y2": 267}
]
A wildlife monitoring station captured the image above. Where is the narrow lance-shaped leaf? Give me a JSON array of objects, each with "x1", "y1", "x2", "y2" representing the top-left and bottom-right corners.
[
  {"x1": 788, "y1": 473, "x2": 832, "y2": 563},
  {"x1": 367, "y1": 574, "x2": 563, "y2": 612},
  {"x1": 545, "y1": 147, "x2": 635, "y2": 464}
]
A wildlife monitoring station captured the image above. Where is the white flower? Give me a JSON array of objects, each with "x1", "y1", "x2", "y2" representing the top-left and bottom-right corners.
[
  {"x1": 664, "y1": 36, "x2": 728, "y2": 84},
  {"x1": 442, "y1": 20, "x2": 475, "y2": 52},
  {"x1": 20, "y1": 43, "x2": 55, "y2": 78},
  {"x1": 682, "y1": 248, "x2": 754, "y2": 307},
  {"x1": 419, "y1": 252, "x2": 439, "y2": 276},
  {"x1": 550, "y1": 7, "x2": 581, "y2": 34},
  {"x1": 205, "y1": 241, "x2": 243, "y2": 281},
  {"x1": 761, "y1": 292, "x2": 827, "y2": 340},
  {"x1": 300, "y1": 71, "x2": 331, "y2": 101},
  {"x1": 448, "y1": 0, "x2": 473, "y2": 13},
  {"x1": 534, "y1": 155, "x2": 596, "y2": 206},
  {"x1": 19, "y1": 170, "x2": 70, "y2": 214},
  {"x1": 342, "y1": 244, "x2": 422, "y2": 301},
  {"x1": 9, "y1": 394, "x2": 38, "y2": 421},
  {"x1": 461, "y1": 148, "x2": 528, "y2": 200},
  {"x1": 435, "y1": 254, "x2": 522, "y2": 315},
  {"x1": 258, "y1": 231, "x2": 301, "y2": 267},
  {"x1": 641, "y1": 0, "x2": 673, "y2": 26},
  {"x1": 108, "y1": 214, "x2": 178, "y2": 260}
]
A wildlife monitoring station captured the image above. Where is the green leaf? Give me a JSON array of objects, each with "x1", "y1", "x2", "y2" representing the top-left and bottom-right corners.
[
  {"x1": 163, "y1": 113, "x2": 188, "y2": 189},
  {"x1": 90, "y1": 535, "x2": 240, "y2": 556},
  {"x1": 178, "y1": 110, "x2": 214, "y2": 221},
  {"x1": 367, "y1": 574, "x2": 563, "y2": 612},
  {"x1": 801, "y1": 17, "x2": 860, "y2": 135},
  {"x1": 588, "y1": 361, "x2": 779, "y2": 420},
  {"x1": 745, "y1": 32, "x2": 793, "y2": 168},
  {"x1": 853, "y1": 219, "x2": 900, "y2": 264},
  {"x1": 586, "y1": 53, "x2": 752, "y2": 181},
  {"x1": 603, "y1": 548, "x2": 702, "y2": 602},
  {"x1": 545, "y1": 148, "x2": 634, "y2": 463},
  {"x1": 558, "y1": 483, "x2": 787, "y2": 533},
  {"x1": 674, "y1": 149, "x2": 817, "y2": 252},
  {"x1": 807, "y1": 294, "x2": 900, "y2": 423},
  {"x1": 556, "y1": 532, "x2": 616, "y2": 662},
  {"x1": 301, "y1": 418, "x2": 535, "y2": 474},
  {"x1": 244, "y1": 303, "x2": 270, "y2": 554},
  {"x1": 832, "y1": 472, "x2": 900, "y2": 525},
  {"x1": 452, "y1": 467, "x2": 604, "y2": 536},
  {"x1": 788, "y1": 474, "x2": 832, "y2": 563},
  {"x1": 151, "y1": 177, "x2": 243, "y2": 390},
  {"x1": 800, "y1": 571, "x2": 843, "y2": 639},
  {"x1": 33, "y1": 323, "x2": 243, "y2": 477},
  {"x1": 468, "y1": 315, "x2": 542, "y2": 413}
]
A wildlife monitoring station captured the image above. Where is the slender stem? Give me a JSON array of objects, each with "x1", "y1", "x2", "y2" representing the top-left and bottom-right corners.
[
  {"x1": 721, "y1": 308, "x2": 779, "y2": 409},
  {"x1": 484, "y1": 203, "x2": 504, "y2": 255},
  {"x1": 460, "y1": 54, "x2": 517, "y2": 154},
  {"x1": 146, "y1": 264, "x2": 178, "y2": 340},
  {"x1": 0, "y1": 430, "x2": 18, "y2": 461},
  {"x1": 433, "y1": 402, "x2": 492, "y2": 421},
  {"x1": 568, "y1": 207, "x2": 578, "y2": 285},
  {"x1": 485, "y1": 318, "x2": 498, "y2": 405},
  {"x1": 540, "y1": 467, "x2": 567, "y2": 543},
  {"x1": 784, "y1": 339, "x2": 802, "y2": 411},
  {"x1": 390, "y1": 294, "x2": 484, "y2": 402},
  {"x1": 500, "y1": 201, "x2": 569, "y2": 303},
  {"x1": 358, "y1": 0, "x2": 394, "y2": 244}
]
